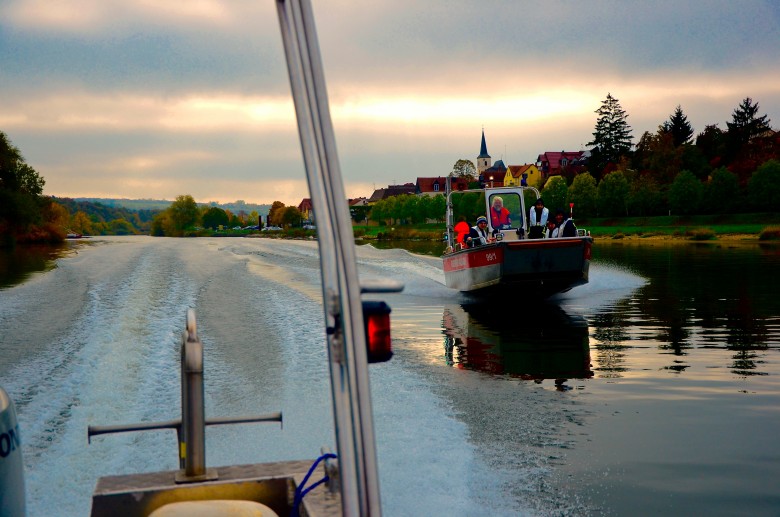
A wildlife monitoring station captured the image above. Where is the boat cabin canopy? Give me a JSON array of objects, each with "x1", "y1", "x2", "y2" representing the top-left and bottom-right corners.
[{"x1": 446, "y1": 184, "x2": 540, "y2": 243}]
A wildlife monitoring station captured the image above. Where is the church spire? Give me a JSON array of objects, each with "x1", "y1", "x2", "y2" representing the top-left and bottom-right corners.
[
  {"x1": 476, "y1": 128, "x2": 491, "y2": 175},
  {"x1": 478, "y1": 128, "x2": 490, "y2": 159}
]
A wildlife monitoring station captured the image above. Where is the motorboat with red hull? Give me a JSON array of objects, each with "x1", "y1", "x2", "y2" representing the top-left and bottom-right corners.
[{"x1": 443, "y1": 184, "x2": 593, "y2": 297}]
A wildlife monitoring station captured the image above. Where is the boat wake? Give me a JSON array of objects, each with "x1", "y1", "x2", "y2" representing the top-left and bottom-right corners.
[{"x1": 552, "y1": 262, "x2": 648, "y2": 313}]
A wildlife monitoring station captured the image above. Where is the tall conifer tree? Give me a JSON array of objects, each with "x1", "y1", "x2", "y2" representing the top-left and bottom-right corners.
[
  {"x1": 724, "y1": 97, "x2": 772, "y2": 164},
  {"x1": 662, "y1": 105, "x2": 694, "y2": 147},
  {"x1": 726, "y1": 97, "x2": 772, "y2": 146},
  {"x1": 587, "y1": 93, "x2": 634, "y2": 176}
]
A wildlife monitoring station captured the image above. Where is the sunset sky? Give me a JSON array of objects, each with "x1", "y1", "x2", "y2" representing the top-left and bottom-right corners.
[{"x1": 2, "y1": 0, "x2": 779, "y2": 205}]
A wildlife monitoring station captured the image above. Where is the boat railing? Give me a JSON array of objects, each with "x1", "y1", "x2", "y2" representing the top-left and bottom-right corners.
[{"x1": 87, "y1": 309, "x2": 283, "y2": 483}]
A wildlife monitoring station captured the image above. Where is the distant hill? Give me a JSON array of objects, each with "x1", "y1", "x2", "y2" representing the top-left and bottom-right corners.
[
  {"x1": 55, "y1": 197, "x2": 160, "y2": 224},
  {"x1": 74, "y1": 198, "x2": 272, "y2": 215},
  {"x1": 74, "y1": 198, "x2": 172, "y2": 211}
]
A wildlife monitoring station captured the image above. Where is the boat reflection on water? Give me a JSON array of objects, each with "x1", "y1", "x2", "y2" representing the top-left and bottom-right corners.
[{"x1": 442, "y1": 303, "x2": 593, "y2": 389}]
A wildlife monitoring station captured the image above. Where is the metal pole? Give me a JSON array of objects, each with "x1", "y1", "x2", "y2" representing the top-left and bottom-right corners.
[
  {"x1": 181, "y1": 309, "x2": 206, "y2": 478},
  {"x1": 276, "y1": 1, "x2": 381, "y2": 515},
  {"x1": 445, "y1": 176, "x2": 454, "y2": 247}
]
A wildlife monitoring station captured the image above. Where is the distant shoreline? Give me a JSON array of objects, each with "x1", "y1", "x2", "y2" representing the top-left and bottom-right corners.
[{"x1": 592, "y1": 233, "x2": 765, "y2": 243}]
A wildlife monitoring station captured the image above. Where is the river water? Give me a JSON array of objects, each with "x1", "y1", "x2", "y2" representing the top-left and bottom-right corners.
[{"x1": 1, "y1": 236, "x2": 779, "y2": 516}]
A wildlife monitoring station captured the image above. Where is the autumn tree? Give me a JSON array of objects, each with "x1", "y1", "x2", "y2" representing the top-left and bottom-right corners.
[
  {"x1": 587, "y1": 93, "x2": 634, "y2": 177},
  {"x1": 451, "y1": 159, "x2": 477, "y2": 181},
  {"x1": 150, "y1": 213, "x2": 170, "y2": 236},
  {"x1": 267, "y1": 201, "x2": 286, "y2": 226},
  {"x1": 169, "y1": 195, "x2": 200, "y2": 233},
  {"x1": 40, "y1": 200, "x2": 69, "y2": 240},
  {"x1": 110, "y1": 219, "x2": 136, "y2": 235},
  {"x1": 279, "y1": 206, "x2": 302, "y2": 227},
  {"x1": 635, "y1": 130, "x2": 680, "y2": 185},
  {"x1": 70, "y1": 211, "x2": 96, "y2": 235}
]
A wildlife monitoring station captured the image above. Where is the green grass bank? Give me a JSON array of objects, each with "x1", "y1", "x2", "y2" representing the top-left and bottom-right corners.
[{"x1": 352, "y1": 213, "x2": 780, "y2": 242}]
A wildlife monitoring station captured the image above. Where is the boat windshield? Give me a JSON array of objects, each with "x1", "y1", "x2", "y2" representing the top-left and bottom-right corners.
[{"x1": 488, "y1": 192, "x2": 523, "y2": 231}]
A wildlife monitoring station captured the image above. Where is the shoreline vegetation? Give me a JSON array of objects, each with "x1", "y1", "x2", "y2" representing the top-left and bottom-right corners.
[{"x1": 352, "y1": 212, "x2": 780, "y2": 243}]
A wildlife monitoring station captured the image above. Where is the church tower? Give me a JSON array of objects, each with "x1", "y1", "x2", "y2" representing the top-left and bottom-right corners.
[{"x1": 477, "y1": 129, "x2": 491, "y2": 175}]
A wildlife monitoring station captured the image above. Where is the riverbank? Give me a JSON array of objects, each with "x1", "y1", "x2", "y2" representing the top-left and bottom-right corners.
[{"x1": 353, "y1": 222, "x2": 780, "y2": 243}]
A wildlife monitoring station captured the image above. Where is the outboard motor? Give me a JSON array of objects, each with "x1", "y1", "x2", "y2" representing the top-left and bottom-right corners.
[{"x1": 1, "y1": 386, "x2": 26, "y2": 516}]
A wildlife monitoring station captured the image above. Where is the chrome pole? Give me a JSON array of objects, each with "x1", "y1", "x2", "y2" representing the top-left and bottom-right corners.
[
  {"x1": 276, "y1": 1, "x2": 381, "y2": 515},
  {"x1": 181, "y1": 308, "x2": 206, "y2": 478}
]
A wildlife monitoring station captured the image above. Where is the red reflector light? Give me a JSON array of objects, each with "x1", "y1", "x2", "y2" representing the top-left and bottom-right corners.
[
  {"x1": 583, "y1": 242, "x2": 592, "y2": 260},
  {"x1": 363, "y1": 301, "x2": 392, "y2": 363}
]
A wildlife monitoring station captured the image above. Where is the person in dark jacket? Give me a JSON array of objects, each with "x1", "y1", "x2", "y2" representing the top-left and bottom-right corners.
[{"x1": 466, "y1": 216, "x2": 490, "y2": 247}]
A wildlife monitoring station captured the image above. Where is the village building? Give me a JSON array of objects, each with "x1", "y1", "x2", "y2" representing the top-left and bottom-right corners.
[
  {"x1": 367, "y1": 183, "x2": 417, "y2": 202},
  {"x1": 349, "y1": 197, "x2": 369, "y2": 207},
  {"x1": 297, "y1": 198, "x2": 313, "y2": 222},
  {"x1": 416, "y1": 176, "x2": 469, "y2": 195},
  {"x1": 504, "y1": 164, "x2": 541, "y2": 187},
  {"x1": 481, "y1": 159, "x2": 506, "y2": 188},
  {"x1": 536, "y1": 150, "x2": 588, "y2": 181}
]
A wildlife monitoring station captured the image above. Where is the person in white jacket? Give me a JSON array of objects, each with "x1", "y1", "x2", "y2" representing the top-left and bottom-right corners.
[
  {"x1": 551, "y1": 209, "x2": 578, "y2": 237},
  {"x1": 544, "y1": 220, "x2": 558, "y2": 238},
  {"x1": 528, "y1": 198, "x2": 549, "y2": 238},
  {"x1": 529, "y1": 198, "x2": 549, "y2": 226}
]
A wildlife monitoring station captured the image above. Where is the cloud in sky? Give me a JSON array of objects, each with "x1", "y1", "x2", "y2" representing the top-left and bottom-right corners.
[{"x1": 2, "y1": 0, "x2": 779, "y2": 204}]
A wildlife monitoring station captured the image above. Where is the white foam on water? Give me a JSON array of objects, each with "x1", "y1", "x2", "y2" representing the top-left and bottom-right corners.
[
  {"x1": 2, "y1": 237, "x2": 621, "y2": 516},
  {"x1": 553, "y1": 262, "x2": 648, "y2": 313},
  {"x1": 354, "y1": 244, "x2": 453, "y2": 299},
  {"x1": 3, "y1": 238, "x2": 197, "y2": 516}
]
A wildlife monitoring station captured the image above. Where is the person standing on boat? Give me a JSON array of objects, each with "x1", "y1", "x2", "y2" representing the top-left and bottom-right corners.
[
  {"x1": 528, "y1": 198, "x2": 549, "y2": 239},
  {"x1": 454, "y1": 216, "x2": 470, "y2": 249},
  {"x1": 466, "y1": 216, "x2": 490, "y2": 247},
  {"x1": 553, "y1": 209, "x2": 578, "y2": 237},
  {"x1": 490, "y1": 196, "x2": 511, "y2": 230}
]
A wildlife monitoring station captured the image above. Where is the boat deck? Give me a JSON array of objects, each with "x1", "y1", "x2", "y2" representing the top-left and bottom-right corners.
[{"x1": 91, "y1": 459, "x2": 341, "y2": 517}]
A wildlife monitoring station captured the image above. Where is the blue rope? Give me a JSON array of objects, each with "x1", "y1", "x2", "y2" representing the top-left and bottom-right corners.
[{"x1": 291, "y1": 453, "x2": 338, "y2": 516}]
